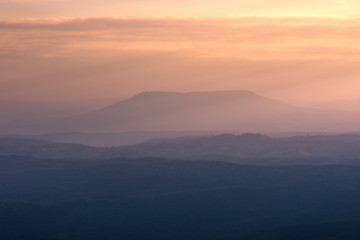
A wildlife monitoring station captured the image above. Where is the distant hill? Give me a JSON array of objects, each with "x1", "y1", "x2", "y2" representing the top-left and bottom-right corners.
[
  {"x1": 1, "y1": 90, "x2": 358, "y2": 134},
  {"x1": 60, "y1": 90, "x2": 358, "y2": 133},
  {"x1": 0, "y1": 138, "x2": 144, "y2": 159},
  {"x1": 14, "y1": 130, "x2": 219, "y2": 147},
  {"x1": 132, "y1": 133, "x2": 360, "y2": 164},
  {"x1": 2, "y1": 133, "x2": 360, "y2": 165}
]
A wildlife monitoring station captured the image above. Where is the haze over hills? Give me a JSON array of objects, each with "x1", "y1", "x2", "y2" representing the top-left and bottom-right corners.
[
  {"x1": 0, "y1": 98, "x2": 121, "y2": 125},
  {"x1": 5, "y1": 130, "x2": 357, "y2": 147},
  {"x1": 15, "y1": 131, "x2": 220, "y2": 147},
  {"x1": 3, "y1": 133, "x2": 360, "y2": 165},
  {"x1": 299, "y1": 98, "x2": 360, "y2": 113},
  {"x1": 133, "y1": 133, "x2": 360, "y2": 164},
  {"x1": 63, "y1": 90, "x2": 357, "y2": 133},
  {"x1": 1, "y1": 90, "x2": 359, "y2": 135},
  {"x1": 4, "y1": 0, "x2": 360, "y2": 238}
]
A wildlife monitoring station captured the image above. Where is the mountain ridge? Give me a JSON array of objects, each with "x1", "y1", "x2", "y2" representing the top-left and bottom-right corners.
[
  {"x1": 62, "y1": 90, "x2": 359, "y2": 133},
  {"x1": 1, "y1": 90, "x2": 358, "y2": 134}
]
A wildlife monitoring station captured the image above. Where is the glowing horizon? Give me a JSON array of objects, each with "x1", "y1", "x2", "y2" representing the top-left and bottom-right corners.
[{"x1": 1, "y1": 1, "x2": 360, "y2": 105}]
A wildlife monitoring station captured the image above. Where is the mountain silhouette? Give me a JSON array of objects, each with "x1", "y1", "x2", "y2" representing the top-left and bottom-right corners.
[
  {"x1": 1, "y1": 90, "x2": 358, "y2": 134},
  {"x1": 59, "y1": 90, "x2": 357, "y2": 133}
]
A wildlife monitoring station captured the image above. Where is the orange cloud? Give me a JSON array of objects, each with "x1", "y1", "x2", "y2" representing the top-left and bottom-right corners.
[
  {"x1": 1, "y1": 17, "x2": 359, "y2": 59},
  {"x1": 1, "y1": 17, "x2": 360, "y2": 102}
]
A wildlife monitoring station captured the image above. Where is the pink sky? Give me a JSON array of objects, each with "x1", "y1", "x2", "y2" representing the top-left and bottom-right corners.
[
  {"x1": 1, "y1": 1, "x2": 360, "y2": 103},
  {"x1": 2, "y1": 0, "x2": 360, "y2": 18}
]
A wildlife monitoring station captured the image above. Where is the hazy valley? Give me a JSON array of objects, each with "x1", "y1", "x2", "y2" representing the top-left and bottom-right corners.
[
  {"x1": 3, "y1": 1, "x2": 360, "y2": 238},
  {"x1": 2, "y1": 90, "x2": 360, "y2": 239}
]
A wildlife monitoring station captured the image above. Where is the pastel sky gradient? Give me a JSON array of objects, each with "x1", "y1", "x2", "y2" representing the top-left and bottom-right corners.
[
  {"x1": 1, "y1": 0, "x2": 360, "y2": 103},
  {"x1": 1, "y1": 0, "x2": 360, "y2": 18}
]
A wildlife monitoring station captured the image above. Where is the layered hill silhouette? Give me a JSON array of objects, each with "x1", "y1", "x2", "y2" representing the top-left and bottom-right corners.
[
  {"x1": 2, "y1": 156, "x2": 360, "y2": 239},
  {"x1": 134, "y1": 133, "x2": 360, "y2": 162},
  {"x1": 3, "y1": 133, "x2": 360, "y2": 165},
  {"x1": 1, "y1": 90, "x2": 358, "y2": 134}
]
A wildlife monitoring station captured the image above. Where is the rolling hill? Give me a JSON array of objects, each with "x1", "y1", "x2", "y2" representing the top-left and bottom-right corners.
[
  {"x1": 2, "y1": 156, "x2": 360, "y2": 239},
  {"x1": 2, "y1": 133, "x2": 360, "y2": 165}
]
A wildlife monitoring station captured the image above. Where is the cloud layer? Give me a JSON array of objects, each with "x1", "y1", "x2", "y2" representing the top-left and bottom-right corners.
[{"x1": 1, "y1": 17, "x2": 360, "y2": 102}]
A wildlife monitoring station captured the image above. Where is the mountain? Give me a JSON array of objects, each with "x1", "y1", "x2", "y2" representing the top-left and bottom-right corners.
[
  {"x1": 1, "y1": 90, "x2": 358, "y2": 134},
  {"x1": 63, "y1": 90, "x2": 357, "y2": 133}
]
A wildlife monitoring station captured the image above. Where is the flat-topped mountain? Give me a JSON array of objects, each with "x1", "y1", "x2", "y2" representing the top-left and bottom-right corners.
[
  {"x1": 61, "y1": 90, "x2": 359, "y2": 133},
  {"x1": 1, "y1": 90, "x2": 358, "y2": 134},
  {"x1": 71, "y1": 90, "x2": 284, "y2": 132}
]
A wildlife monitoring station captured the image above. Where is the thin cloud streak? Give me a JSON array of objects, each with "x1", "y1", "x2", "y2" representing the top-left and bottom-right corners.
[
  {"x1": 1, "y1": 17, "x2": 360, "y2": 102},
  {"x1": 1, "y1": 17, "x2": 360, "y2": 58}
]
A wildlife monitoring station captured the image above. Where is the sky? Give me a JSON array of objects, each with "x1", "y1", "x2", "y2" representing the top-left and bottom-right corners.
[{"x1": 1, "y1": 0, "x2": 360, "y2": 104}]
